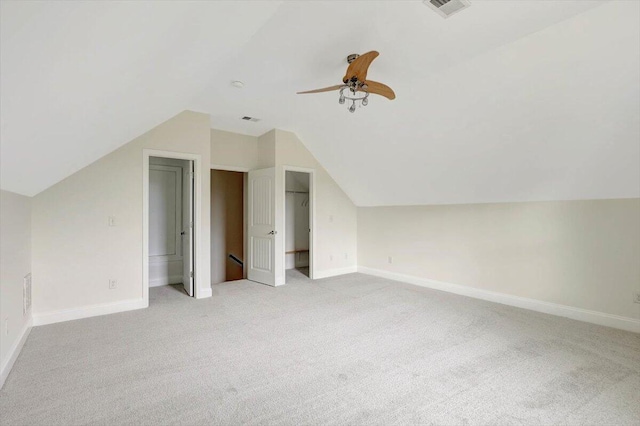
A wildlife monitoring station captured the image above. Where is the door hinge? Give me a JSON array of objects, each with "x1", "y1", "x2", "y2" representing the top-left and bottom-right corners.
[
  {"x1": 190, "y1": 271, "x2": 194, "y2": 278},
  {"x1": 190, "y1": 221, "x2": 193, "y2": 228}
]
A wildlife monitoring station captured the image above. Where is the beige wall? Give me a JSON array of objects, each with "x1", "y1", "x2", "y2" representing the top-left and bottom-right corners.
[
  {"x1": 210, "y1": 128, "x2": 357, "y2": 279},
  {"x1": 210, "y1": 128, "x2": 276, "y2": 170},
  {"x1": 257, "y1": 130, "x2": 276, "y2": 169},
  {"x1": 32, "y1": 111, "x2": 211, "y2": 315},
  {"x1": 0, "y1": 190, "x2": 32, "y2": 376},
  {"x1": 210, "y1": 170, "x2": 244, "y2": 284},
  {"x1": 210, "y1": 129, "x2": 260, "y2": 170},
  {"x1": 275, "y1": 130, "x2": 357, "y2": 276},
  {"x1": 358, "y1": 199, "x2": 640, "y2": 320}
]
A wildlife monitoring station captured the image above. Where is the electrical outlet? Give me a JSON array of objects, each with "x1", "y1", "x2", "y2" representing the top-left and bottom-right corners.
[
  {"x1": 634, "y1": 292, "x2": 640, "y2": 304},
  {"x1": 108, "y1": 216, "x2": 116, "y2": 227},
  {"x1": 388, "y1": 256, "x2": 393, "y2": 264},
  {"x1": 109, "y1": 279, "x2": 117, "y2": 289}
]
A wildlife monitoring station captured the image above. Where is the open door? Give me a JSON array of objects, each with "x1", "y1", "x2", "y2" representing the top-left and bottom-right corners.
[
  {"x1": 247, "y1": 167, "x2": 276, "y2": 286},
  {"x1": 182, "y1": 161, "x2": 195, "y2": 296}
]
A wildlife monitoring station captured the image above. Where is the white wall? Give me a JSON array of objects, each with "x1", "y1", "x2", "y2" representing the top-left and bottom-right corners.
[
  {"x1": 358, "y1": 199, "x2": 640, "y2": 326},
  {"x1": 32, "y1": 111, "x2": 211, "y2": 322},
  {"x1": 0, "y1": 190, "x2": 32, "y2": 386}
]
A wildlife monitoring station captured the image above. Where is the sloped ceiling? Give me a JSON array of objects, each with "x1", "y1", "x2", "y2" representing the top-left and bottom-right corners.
[
  {"x1": 2, "y1": 1, "x2": 639, "y2": 206},
  {"x1": 0, "y1": 1, "x2": 283, "y2": 196}
]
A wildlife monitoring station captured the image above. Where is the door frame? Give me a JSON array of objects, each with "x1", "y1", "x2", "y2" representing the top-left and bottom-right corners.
[
  {"x1": 143, "y1": 149, "x2": 203, "y2": 304},
  {"x1": 210, "y1": 164, "x2": 250, "y2": 280},
  {"x1": 282, "y1": 165, "x2": 316, "y2": 281}
]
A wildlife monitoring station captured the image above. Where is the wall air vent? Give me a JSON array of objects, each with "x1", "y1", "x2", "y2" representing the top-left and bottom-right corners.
[
  {"x1": 241, "y1": 116, "x2": 261, "y2": 122},
  {"x1": 424, "y1": 0, "x2": 471, "y2": 18}
]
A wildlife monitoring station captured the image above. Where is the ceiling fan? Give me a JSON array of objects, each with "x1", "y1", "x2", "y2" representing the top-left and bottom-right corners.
[{"x1": 297, "y1": 51, "x2": 396, "y2": 113}]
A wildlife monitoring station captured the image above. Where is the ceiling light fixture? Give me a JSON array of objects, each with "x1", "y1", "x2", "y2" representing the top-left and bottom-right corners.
[
  {"x1": 231, "y1": 80, "x2": 244, "y2": 88},
  {"x1": 339, "y1": 85, "x2": 369, "y2": 113}
]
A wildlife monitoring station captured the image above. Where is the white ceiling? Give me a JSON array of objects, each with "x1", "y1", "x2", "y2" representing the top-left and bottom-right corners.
[
  {"x1": 2, "y1": 1, "x2": 639, "y2": 206},
  {"x1": 0, "y1": 1, "x2": 282, "y2": 196}
]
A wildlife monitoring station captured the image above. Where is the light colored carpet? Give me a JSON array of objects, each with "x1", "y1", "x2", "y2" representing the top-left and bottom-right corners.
[{"x1": 1, "y1": 271, "x2": 639, "y2": 425}]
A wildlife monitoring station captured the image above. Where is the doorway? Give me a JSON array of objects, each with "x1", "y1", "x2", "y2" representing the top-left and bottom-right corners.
[
  {"x1": 210, "y1": 169, "x2": 246, "y2": 284},
  {"x1": 285, "y1": 170, "x2": 311, "y2": 279},
  {"x1": 145, "y1": 155, "x2": 195, "y2": 299}
]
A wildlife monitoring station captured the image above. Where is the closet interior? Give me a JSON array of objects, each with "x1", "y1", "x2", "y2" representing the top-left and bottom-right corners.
[{"x1": 285, "y1": 171, "x2": 310, "y2": 277}]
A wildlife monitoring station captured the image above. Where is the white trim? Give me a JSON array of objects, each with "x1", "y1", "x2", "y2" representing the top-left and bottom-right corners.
[
  {"x1": 149, "y1": 275, "x2": 183, "y2": 288},
  {"x1": 32, "y1": 298, "x2": 147, "y2": 327},
  {"x1": 358, "y1": 267, "x2": 640, "y2": 333},
  {"x1": 282, "y1": 166, "x2": 316, "y2": 282},
  {"x1": 314, "y1": 266, "x2": 358, "y2": 279},
  {"x1": 210, "y1": 164, "x2": 251, "y2": 173},
  {"x1": 0, "y1": 317, "x2": 32, "y2": 389},
  {"x1": 197, "y1": 287, "x2": 213, "y2": 299},
  {"x1": 144, "y1": 149, "x2": 209, "y2": 301}
]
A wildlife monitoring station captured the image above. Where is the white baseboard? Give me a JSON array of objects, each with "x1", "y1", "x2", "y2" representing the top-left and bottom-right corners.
[
  {"x1": 314, "y1": 266, "x2": 358, "y2": 279},
  {"x1": 1, "y1": 316, "x2": 32, "y2": 390},
  {"x1": 197, "y1": 287, "x2": 213, "y2": 299},
  {"x1": 358, "y1": 266, "x2": 640, "y2": 333},
  {"x1": 32, "y1": 298, "x2": 147, "y2": 326},
  {"x1": 149, "y1": 275, "x2": 183, "y2": 288}
]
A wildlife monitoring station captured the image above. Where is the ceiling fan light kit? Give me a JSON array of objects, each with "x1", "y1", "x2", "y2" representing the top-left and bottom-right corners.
[
  {"x1": 297, "y1": 50, "x2": 395, "y2": 113},
  {"x1": 340, "y1": 85, "x2": 370, "y2": 113}
]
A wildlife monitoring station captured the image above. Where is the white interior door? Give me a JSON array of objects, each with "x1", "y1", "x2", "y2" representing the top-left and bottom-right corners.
[
  {"x1": 149, "y1": 163, "x2": 183, "y2": 287},
  {"x1": 182, "y1": 161, "x2": 194, "y2": 296},
  {"x1": 248, "y1": 167, "x2": 276, "y2": 286}
]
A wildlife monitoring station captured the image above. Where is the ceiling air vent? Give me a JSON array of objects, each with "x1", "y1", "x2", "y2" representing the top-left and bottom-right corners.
[
  {"x1": 241, "y1": 116, "x2": 260, "y2": 122},
  {"x1": 424, "y1": 0, "x2": 471, "y2": 18}
]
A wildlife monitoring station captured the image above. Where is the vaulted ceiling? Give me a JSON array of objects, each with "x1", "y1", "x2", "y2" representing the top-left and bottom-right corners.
[{"x1": 2, "y1": 1, "x2": 639, "y2": 205}]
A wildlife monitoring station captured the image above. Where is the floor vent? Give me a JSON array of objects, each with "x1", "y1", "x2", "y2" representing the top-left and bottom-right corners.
[
  {"x1": 23, "y1": 273, "x2": 32, "y2": 315},
  {"x1": 424, "y1": 0, "x2": 471, "y2": 18}
]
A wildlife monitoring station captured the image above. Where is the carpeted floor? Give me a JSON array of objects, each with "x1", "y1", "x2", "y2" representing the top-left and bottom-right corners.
[{"x1": 1, "y1": 271, "x2": 639, "y2": 425}]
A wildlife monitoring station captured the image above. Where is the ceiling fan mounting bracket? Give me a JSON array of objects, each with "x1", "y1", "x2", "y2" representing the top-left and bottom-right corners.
[{"x1": 346, "y1": 53, "x2": 360, "y2": 64}]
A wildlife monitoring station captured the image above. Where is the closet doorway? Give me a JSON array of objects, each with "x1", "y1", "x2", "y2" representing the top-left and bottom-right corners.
[
  {"x1": 285, "y1": 169, "x2": 313, "y2": 279},
  {"x1": 210, "y1": 168, "x2": 246, "y2": 284},
  {"x1": 147, "y1": 156, "x2": 195, "y2": 297}
]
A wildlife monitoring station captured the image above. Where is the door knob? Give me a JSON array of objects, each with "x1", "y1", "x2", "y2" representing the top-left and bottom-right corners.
[{"x1": 268, "y1": 230, "x2": 277, "y2": 235}]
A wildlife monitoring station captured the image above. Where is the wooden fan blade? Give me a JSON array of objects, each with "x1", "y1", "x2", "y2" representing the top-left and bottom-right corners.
[
  {"x1": 297, "y1": 84, "x2": 344, "y2": 94},
  {"x1": 343, "y1": 51, "x2": 379, "y2": 83},
  {"x1": 363, "y1": 80, "x2": 396, "y2": 100}
]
